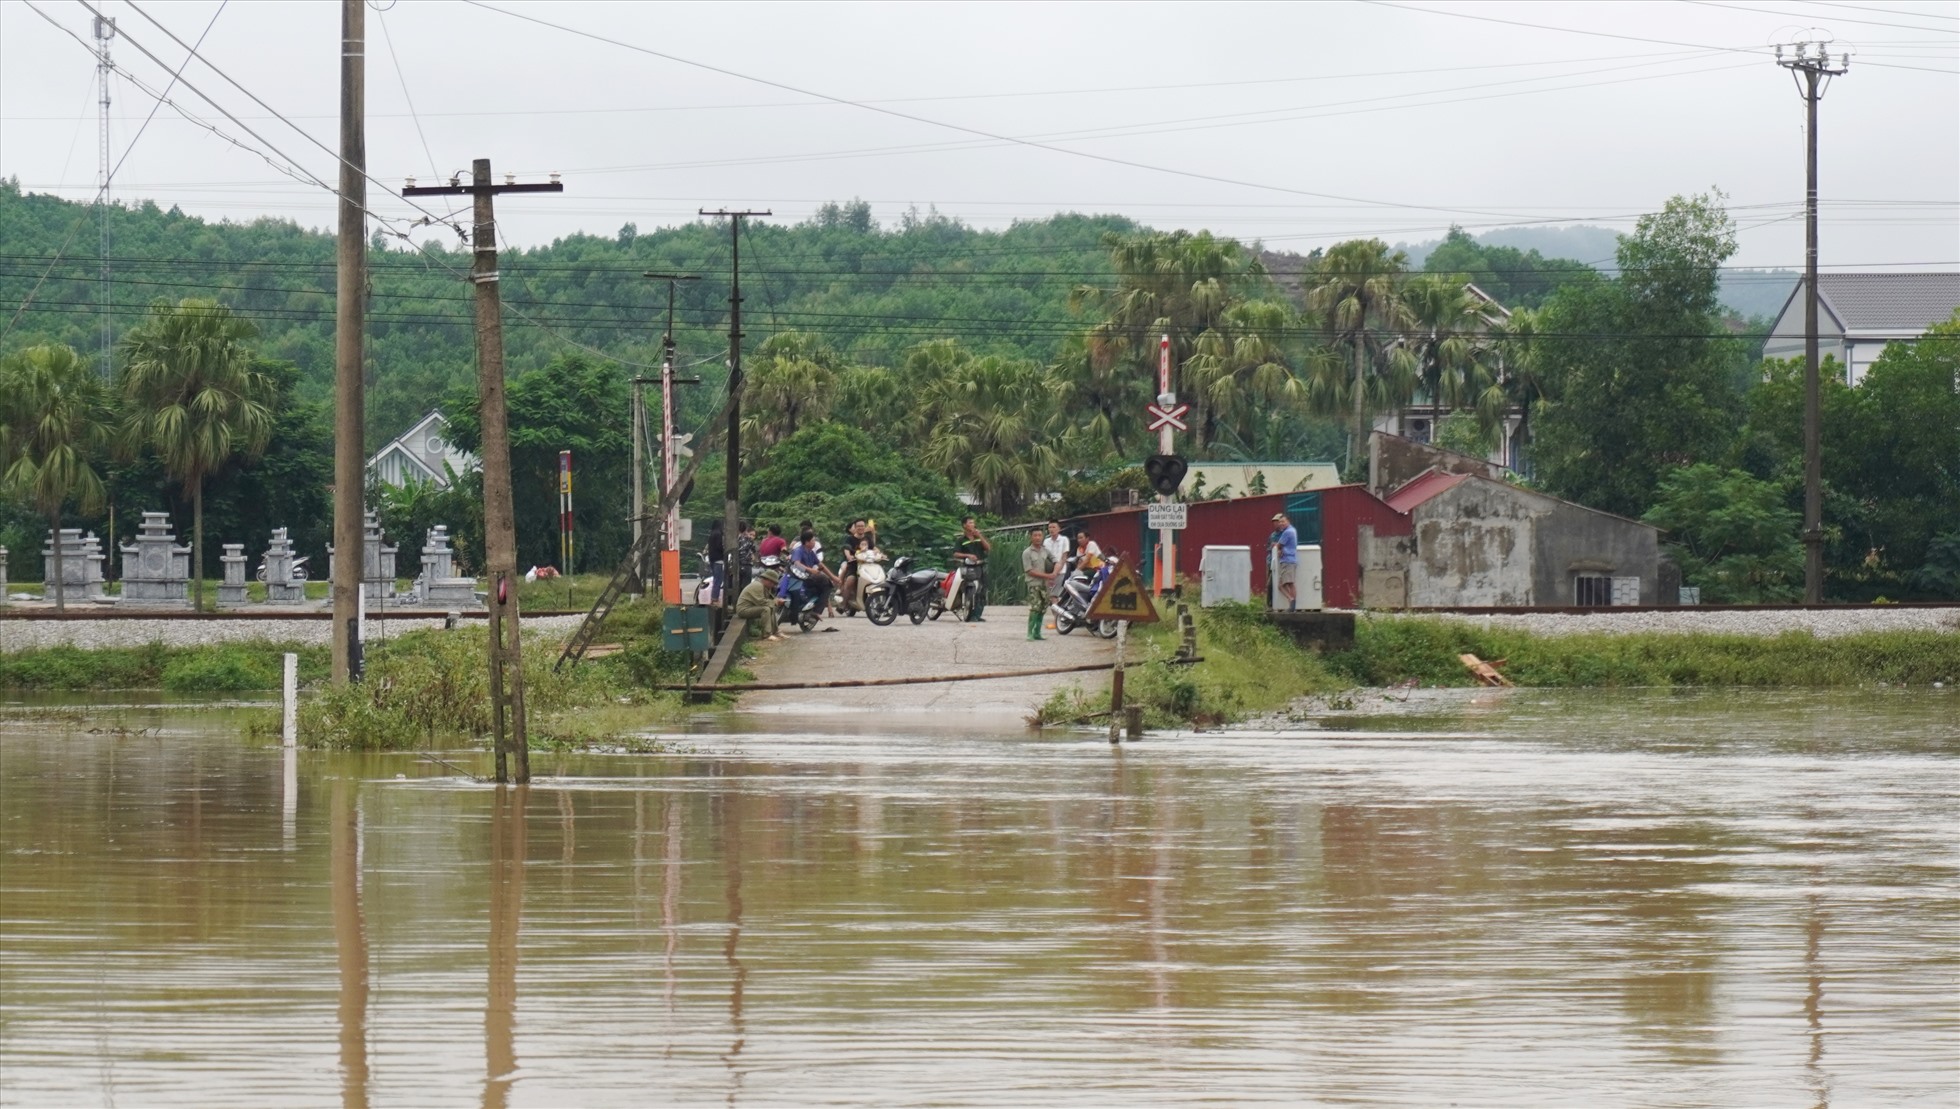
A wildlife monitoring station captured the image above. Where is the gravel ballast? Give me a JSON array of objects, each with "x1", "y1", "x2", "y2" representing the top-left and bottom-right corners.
[{"x1": 1371, "y1": 607, "x2": 1960, "y2": 638}]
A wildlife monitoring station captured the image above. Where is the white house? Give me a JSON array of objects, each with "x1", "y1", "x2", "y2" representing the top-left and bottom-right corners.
[
  {"x1": 366, "y1": 410, "x2": 479, "y2": 489},
  {"x1": 1762, "y1": 273, "x2": 1960, "y2": 385}
]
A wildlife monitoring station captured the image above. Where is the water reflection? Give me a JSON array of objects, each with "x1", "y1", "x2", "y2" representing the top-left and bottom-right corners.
[
  {"x1": 0, "y1": 688, "x2": 1953, "y2": 1106},
  {"x1": 484, "y1": 786, "x2": 525, "y2": 1109},
  {"x1": 330, "y1": 777, "x2": 369, "y2": 1109}
]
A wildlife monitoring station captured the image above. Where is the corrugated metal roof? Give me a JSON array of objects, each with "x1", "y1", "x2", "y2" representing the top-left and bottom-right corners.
[
  {"x1": 1817, "y1": 273, "x2": 1960, "y2": 334},
  {"x1": 1385, "y1": 469, "x2": 1471, "y2": 514}
]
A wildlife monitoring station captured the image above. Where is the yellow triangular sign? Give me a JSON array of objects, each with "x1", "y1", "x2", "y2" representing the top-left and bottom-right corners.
[{"x1": 1084, "y1": 560, "x2": 1160, "y2": 624}]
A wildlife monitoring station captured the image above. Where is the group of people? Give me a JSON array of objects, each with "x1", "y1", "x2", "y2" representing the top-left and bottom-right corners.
[
  {"x1": 705, "y1": 514, "x2": 1107, "y2": 643},
  {"x1": 716, "y1": 517, "x2": 883, "y2": 641},
  {"x1": 1020, "y1": 519, "x2": 1102, "y2": 641}
]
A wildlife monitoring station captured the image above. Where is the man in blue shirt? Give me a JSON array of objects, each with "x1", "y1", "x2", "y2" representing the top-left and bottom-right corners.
[{"x1": 1269, "y1": 512, "x2": 1298, "y2": 611}]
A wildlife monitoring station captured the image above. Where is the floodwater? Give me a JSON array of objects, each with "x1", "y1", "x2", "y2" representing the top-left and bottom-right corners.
[{"x1": 1, "y1": 690, "x2": 1955, "y2": 1107}]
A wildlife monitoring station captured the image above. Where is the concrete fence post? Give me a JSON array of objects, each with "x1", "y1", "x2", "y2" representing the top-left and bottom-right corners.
[{"x1": 282, "y1": 652, "x2": 299, "y2": 748}]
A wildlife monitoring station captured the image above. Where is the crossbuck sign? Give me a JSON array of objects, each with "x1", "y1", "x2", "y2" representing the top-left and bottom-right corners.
[{"x1": 1146, "y1": 402, "x2": 1189, "y2": 432}]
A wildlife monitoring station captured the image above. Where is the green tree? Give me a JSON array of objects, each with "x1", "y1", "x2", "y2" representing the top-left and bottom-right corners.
[
  {"x1": 739, "y1": 332, "x2": 841, "y2": 452},
  {"x1": 1642, "y1": 463, "x2": 1802, "y2": 602},
  {"x1": 1526, "y1": 193, "x2": 1744, "y2": 518},
  {"x1": 1302, "y1": 239, "x2": 1415, "y2": 476},
  {"x1": 0, "y1": 343, "x2": 115, "y2": 610},
  {"x1": 119, "y1": 299, "x2": 274, "y2": 610},
  {"x1": 1423, "y1": 225, "x2": 1594, "y2": 309},
  {"x1": 444, "y1": 352, "x2": 630, "y2": 572},
  {"x1": 1184, "y1": 299, "x2": 1310, "y2": 455},
  {"x1": 1070, "y1": 229, "x2": 1268, "y2": 454},
  {"x1": 900, "y1": 342, "x2": 1067, "y2": 517},
  {"x1": 1399, "y1": 272, "x2": 1499, "y2": 414}
]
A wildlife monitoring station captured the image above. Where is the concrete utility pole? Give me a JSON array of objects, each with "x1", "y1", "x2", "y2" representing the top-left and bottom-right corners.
[
  {"x1": 698, "y1": 210, "x2": 769, "y2": 610},
  {"x1": 331, "y1": 0, "x2": 366, "y2": 684},
  {"x1": 1778, "y1": 39, "x2": 1847, "y2": 606},
  {"x1": 93, "y1": 13, "x2": 114, "y2": 379},
  {"x1": 641, "y1": 273, "x2": 700, "y2": 600},
  {"x1": 405, "y1": 161, "x2": 563, "y2": 784}
]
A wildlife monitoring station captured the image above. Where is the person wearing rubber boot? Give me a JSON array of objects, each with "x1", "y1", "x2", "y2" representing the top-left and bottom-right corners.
[{"x1": 1022, "y1": 527, "x2": 1054, "y2": 641}]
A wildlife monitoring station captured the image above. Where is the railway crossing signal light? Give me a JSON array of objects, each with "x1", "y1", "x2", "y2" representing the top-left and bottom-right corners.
[{"x1": 1145, "y1": 454, "x2": 1187, "y2": 497}]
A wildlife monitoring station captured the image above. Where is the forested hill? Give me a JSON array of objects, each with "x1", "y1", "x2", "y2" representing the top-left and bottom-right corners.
[{"x1": 0, "y1": 185, "x2": 1135, "y2": 440}]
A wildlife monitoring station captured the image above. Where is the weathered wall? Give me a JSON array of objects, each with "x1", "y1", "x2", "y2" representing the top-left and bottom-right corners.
[
  {"x1": 1531, "y1": 499, "x2": 1664, "y2": 605},
  {"x1": 1406, "y1": 482, "x2": 1538, "y2": 606},
  {"x1": 1356, "y1": 524, "x2": 1416, "y2": 609},
  {"x1": 1369, "y1": 432, "x2": 1506, "y2": 498}
]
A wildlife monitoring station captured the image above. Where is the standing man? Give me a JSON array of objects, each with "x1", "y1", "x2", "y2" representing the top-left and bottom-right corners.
[
  {"x1": 1269, "y1": 511, "x2": 1298, "y2": 612},
  {"x1": 757, "y1": 523, "x2": 788, "y2": 562},
  {"x1": 1022, "y1": 527, "x2": 1054, "y2": 641},
  {"x1": 954, "y1": 516, "x2": 991, "y2": 622},
  {"x1": 1041, "y1": 519, "x2": 1070, "y2": 629}
]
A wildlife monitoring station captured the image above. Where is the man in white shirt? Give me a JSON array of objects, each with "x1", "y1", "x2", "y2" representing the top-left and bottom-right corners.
[{"x1": 1041, "y1": 519, "x2": 1071, "y2": 627}]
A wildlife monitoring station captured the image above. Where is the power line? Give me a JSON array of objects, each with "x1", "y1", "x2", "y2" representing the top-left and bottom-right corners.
[
  {"x1": 460, "y1": 0, "x2": 1570, "y2": 218},
  {"x1": 374, "y1": 4, "x2": 438, "y2": 180},
  {"x1": 1682, "y1": 0, "x2": 1960, "y2": 34}
]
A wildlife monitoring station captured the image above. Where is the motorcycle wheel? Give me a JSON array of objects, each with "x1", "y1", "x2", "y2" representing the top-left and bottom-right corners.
[
  {"x1": 908, "y1": 598, "x2": 929, "y2": 625},
  {"x1": 799, "y1": 609, "x2": 821, "y2": 632},
  {"x1": 1094, "y1": 619, "x2": 1120, "y2": 639},
  {"x1": 927, "y1": 597, "x2": 946, "y2": 621},
  {"x1": 1054, "y1": 609, "x2": 1077, "y2": 635},
  {"x1": 865, "y1": 593, "x2": 896, "y2": 626}
]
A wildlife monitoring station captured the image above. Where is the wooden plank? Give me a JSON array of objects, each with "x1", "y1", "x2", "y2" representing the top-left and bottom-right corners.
[
  {"x1": 1458, "y1": 652, "x2": 1514, "y2": 687},
  {"x1": 697, "y1": 616, "x2": 748, "y2": 688}
]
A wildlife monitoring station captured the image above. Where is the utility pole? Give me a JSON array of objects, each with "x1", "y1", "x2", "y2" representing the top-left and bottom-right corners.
[
  {"x1": 641, "y1": 273, "x2": 700, "y2": 600},
  {"x1": 93, "y1": 13, "x2": 114, "y2": 379},
  {"x1": 1778, "y1": 40, "x2": 1848, "y2": 606},
  {"x1": 406, "y1": 161, "x2": 563, "y2": 784},
  {"x1": 698, "y1": 209, "x2": 770, "y2": 611},
  {"x1": 331, "y1": 0, "x2": 366, "y2": 684}
]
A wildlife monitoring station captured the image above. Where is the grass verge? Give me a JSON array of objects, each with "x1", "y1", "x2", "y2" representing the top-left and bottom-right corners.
[
  {"x1": 1327, "y1": 616, "x2": 1960, "y2": 688},
  {"x1": 0, "y1": 642, "x2": 329, "y2": 693}
]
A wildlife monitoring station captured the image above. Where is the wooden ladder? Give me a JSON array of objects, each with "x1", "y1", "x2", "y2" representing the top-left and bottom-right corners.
[{"x1": 555, "y1": 533, "x2": 658, "y2": 672}]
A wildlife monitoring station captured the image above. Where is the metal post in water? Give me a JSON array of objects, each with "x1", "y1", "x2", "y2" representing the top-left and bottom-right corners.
[{"x1": 1108, "y1": 621, "x2": 1127, "y2": 745}]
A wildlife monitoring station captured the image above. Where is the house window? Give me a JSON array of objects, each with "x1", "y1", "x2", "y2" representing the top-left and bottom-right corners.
[{"x1": 1575, "y1": 574, "x2": 1613, "y2": 606}]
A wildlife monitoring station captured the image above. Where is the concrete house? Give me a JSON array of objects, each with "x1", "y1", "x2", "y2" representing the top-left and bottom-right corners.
[
  {"x1": 1362, "y1": 468, "x2": 1670, "y2": 607},
  {"x1": 1762, "y1": 273, "x2": 1960, "y2": 385},
  {"x1": 366, "y1": 411, "x2": 479, "y2": 489}
]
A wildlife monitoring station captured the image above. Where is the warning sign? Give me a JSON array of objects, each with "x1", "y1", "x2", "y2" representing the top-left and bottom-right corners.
[{"x1": 1084, "y1": 560, "x2": 1160, "y2": 624}]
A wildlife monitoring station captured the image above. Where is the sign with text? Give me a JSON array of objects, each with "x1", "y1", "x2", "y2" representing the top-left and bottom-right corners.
[
  {"x1": 1084, "y1": 560, "x2": 1161, "y2": 624},
  {"x1": 1147, "y1": 501, "x2": 1187, "y2": 530}
]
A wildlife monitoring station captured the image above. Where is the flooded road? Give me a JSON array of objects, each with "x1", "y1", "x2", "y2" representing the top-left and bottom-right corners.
[{"x1": 1, "y1": 689, "x2": 1955, "y2": 1106}]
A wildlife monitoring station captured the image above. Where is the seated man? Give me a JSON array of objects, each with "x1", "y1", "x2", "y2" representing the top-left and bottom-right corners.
[{"x1": 736, "y1": 556, "x2": 786, "y2": 641}]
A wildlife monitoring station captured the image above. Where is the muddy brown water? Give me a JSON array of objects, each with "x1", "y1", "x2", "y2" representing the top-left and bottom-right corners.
[{"x1": 1, "y1": 689, "x2": 1955, "y2": 1107}]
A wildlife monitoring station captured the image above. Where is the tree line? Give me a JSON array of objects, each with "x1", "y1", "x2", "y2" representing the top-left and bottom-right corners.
[{"x1": 5, "y1": 187, "x2": 1955, "y2": 601}]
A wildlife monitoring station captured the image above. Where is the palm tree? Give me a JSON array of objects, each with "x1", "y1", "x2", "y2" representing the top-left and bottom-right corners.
[
  {"x1": 1476, "y1": 305, "x2": 1550, "y2": 470},
  {"x1": 909, "y1": 348, "x2": 1067, "y2": 517},
  {"x1": 739, "y1": 331, "x2": 840, "y2": 452},
  {"x1": 1399, "y1": 273, "x2": 1500, "y2": 416},
  {"x1": 1184, "y1": 299, "x2": 1307, "y2": 452},
  {"x1": 0, "y1": 344, "x2": 115, "y2": 612},
  {"x1": 119, "y1": 299, "x2": 273, "y2": 611},
  {"x1": 1070, "y1": 230, "x2": 1266, "y2": 454},
  {"x1": 1303, "y1": 239, "x2": 1416, "y2": 477}
]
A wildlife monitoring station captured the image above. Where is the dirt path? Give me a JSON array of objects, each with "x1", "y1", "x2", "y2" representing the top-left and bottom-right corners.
[{"x1": 736, "y1": 602, "x2": 1114, "y2": 723}]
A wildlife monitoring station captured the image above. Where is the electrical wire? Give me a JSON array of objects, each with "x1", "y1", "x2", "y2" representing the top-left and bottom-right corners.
[
  {"x1": 2, "y1": 0, "x2": 228, "y2": 344},
  {"x1": 375, "y1": 4, "x2": 439, "y2": 180},
  {"x1": 1680, "y1": 0, "x2": 1960, "y2": 34}
]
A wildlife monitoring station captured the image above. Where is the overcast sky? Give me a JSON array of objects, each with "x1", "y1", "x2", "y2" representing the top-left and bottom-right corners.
[{"x1": 2, "y1": 0, "x2": 1954, "y2": 269}]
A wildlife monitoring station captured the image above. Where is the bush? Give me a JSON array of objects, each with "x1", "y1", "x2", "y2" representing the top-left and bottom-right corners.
[
  {"x1": 161, "y1": 649, "x2": 279, "y2": 693},
  {"x1": 0, "y1": 641, "x2": 321, "y2": 691}
]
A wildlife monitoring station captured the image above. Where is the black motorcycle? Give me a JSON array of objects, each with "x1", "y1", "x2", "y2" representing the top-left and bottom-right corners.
[
  {"x1": 781, "y1": 562, "x2": 833, "y2": 632},
  {"x1": 866, "y1": 555, "x2": 945, "y2": 626}
]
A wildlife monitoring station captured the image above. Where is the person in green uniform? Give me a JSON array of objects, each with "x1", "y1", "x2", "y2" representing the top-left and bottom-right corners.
[
  {"x1": 736, "y1": 556, "x2": 786, "y2": 641},
  {"x1": 1021, "y1": 527, "x2": 1053, "y2": 640},
  {"x1": 953, "y1": 516, "x2": 992, "y2": 622}
]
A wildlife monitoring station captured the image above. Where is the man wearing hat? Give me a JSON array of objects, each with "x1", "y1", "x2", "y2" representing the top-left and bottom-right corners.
[{"x1": 1269, "y1": 511, "x2": 1298, "y2": 612}]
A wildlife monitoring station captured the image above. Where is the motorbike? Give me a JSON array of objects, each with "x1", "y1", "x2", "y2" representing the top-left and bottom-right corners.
[
  {"x1": 927, "y1": 556, "x2": 982, "y2": 621},
  {"x1": 866, "y1": 555, "x2": 945, "y2": 626},
  {"x1": 780, "y1": 561, "x2": 833, "y2": 632},
  {"x1": 1050, "y1": 556, "x2": 1121, "y2": 639}
]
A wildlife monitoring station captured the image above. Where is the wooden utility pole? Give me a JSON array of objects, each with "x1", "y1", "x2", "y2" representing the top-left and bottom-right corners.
[
  {"x1": 331, "y1": 0, "x2": 366, "y2": 682},
  {"x1": 698, "y1": 210, "x2": 769, "y2": 610},
  {"x1": 1778, "y1": 41, "x2": 1847, "y2": 605},
  {"x1": 640, "y1": 273, "x2": 699, "y2": 599},
  {"x1": 405, "y1": 161, "x2": 562, "y2": 783}
]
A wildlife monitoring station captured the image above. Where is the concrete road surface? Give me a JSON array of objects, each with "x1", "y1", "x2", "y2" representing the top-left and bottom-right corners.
[{"x1": 736, "y1": 603, "x2": 1114, "y2": 724}]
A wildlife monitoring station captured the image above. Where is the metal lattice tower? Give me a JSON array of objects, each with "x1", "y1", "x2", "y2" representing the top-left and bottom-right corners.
[{"x1": 94, "y1": 14, "x2": 115, "y2": 378}]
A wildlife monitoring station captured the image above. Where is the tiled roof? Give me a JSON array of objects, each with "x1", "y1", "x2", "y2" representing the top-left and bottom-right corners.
[
  {"x1": 1817, "y1": 273, "x2": 1960, "y2": 333},
  {"x1": 1385, "y1": 469, "x2": 1471, "y2": 514}
]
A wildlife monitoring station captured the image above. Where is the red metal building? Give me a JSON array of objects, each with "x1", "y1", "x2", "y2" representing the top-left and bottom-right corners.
[{"x1": 1067, "y1": 486, "x2": 1412, "y2": 607}]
